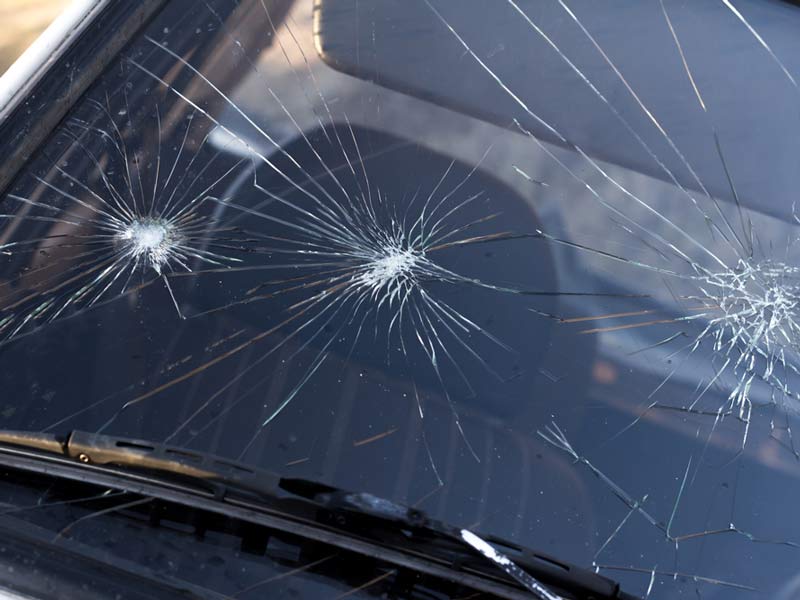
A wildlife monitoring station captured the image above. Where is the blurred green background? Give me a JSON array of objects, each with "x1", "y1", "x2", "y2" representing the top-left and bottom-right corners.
[{"x1": 0, "y1": 0, "x2": 72, "y2": 75}]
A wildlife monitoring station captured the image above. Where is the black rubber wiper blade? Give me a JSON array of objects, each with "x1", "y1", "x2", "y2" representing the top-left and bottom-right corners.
[
  {"x1": 287, "y1": 481, "x2": 639, "y2": 600},
  {"x1": 0, "y1": 430, "x2": 640, "y2": 600}
]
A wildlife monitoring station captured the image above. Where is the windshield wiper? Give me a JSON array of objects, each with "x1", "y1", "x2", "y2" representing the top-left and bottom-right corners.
[{"x1": 0, "y1": 429, "x2": 640, "y2": 600}]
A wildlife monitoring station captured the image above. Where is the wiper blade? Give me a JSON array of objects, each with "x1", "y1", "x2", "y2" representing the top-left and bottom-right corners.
[
  {"x1": 288, "y1": 481, "x2": 639, "y2": 600},
  {"x1": 0, "y1": 430, "x2": 640, "y2": 600}
]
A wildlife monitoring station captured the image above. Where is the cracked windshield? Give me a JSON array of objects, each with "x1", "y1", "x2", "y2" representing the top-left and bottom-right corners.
[{"x1": 3, "y1": 0, "x2": 800, "y2": 597}]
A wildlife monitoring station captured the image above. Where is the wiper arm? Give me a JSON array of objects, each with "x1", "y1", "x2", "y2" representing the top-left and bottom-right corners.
[
  {"x1": 0, "y1": 429, "x2": 640, "y2": 600},
  {"x1": 0, "y1": 429, "x2": 282, "y2": 496}
]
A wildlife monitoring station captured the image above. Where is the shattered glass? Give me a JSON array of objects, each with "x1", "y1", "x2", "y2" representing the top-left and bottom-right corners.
[{"x1": 2, "y1": 0, "x2": 800, "y2": 597}]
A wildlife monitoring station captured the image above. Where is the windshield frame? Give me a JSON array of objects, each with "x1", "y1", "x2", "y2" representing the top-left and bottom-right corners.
[{"x1": 0, "y1": 0, "x2": 166, "y2": 197}]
